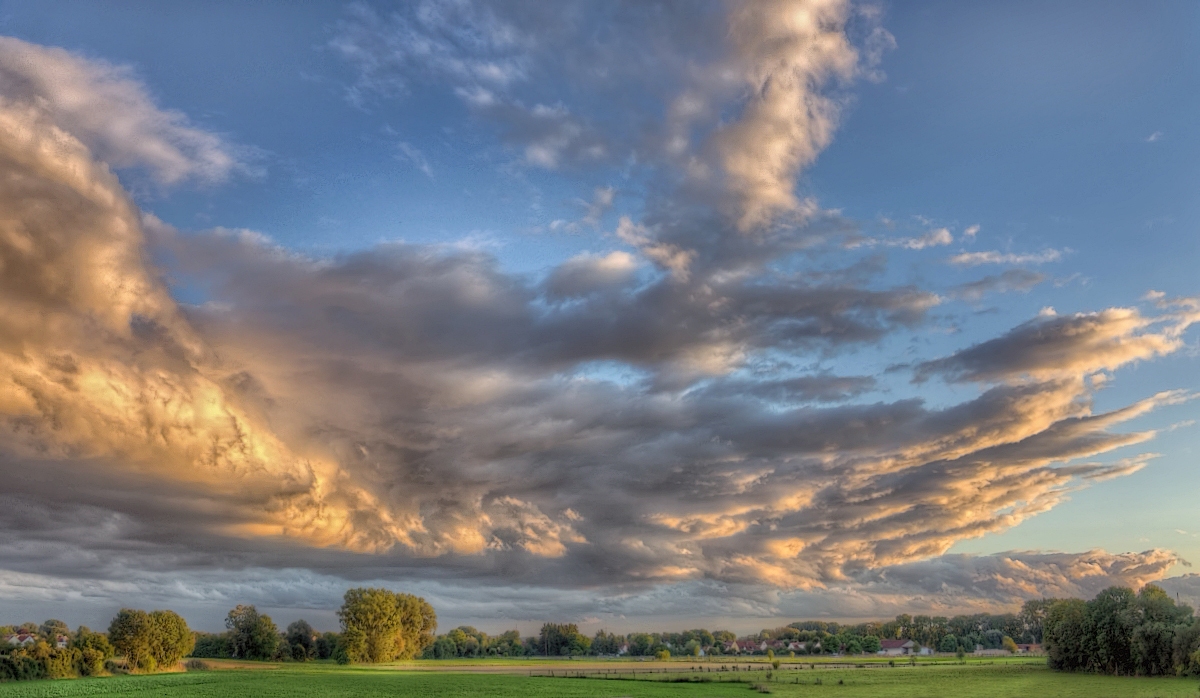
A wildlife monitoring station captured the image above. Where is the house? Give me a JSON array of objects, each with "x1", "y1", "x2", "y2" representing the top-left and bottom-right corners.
[
  {"x1": 786, "y1": 641, "x2": 804, "y2": 652},
  {"x1": 878, "y1": 639, "x2": 915, "y2": 656},
  {"x1": 725, "y1": 639, "x2": 767, "y2": 654},
  {"x1": 56, "y1": 635, "x2": 69, "y2": 649},
  {"x1": 1015, "y1": 643, "x2": 1042, "y2": 654},
  {"x1": 3, "y1": 633, "x2": 37, "y2": 647}
]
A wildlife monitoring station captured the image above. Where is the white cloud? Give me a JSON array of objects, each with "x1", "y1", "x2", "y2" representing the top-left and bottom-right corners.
[
  {"x1": 0, "y1": 36, "x2": 242, "y2": 185},
  {"x1": 396, "y1": 141, "x2": 434, "y2": 178},
  {"x1": 949, "y1": 249, "x2": 1066, "y2": 266}
]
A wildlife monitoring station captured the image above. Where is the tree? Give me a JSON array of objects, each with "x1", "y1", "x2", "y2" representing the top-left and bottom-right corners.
[
  {"x1": 108, "y1": 609, "x2": 154, "y2": 671},
  {"x1": 1087, "y1": 586, "x2": 1136, "y2": 675},
  {"x1": 106, "y1": 608, "x2": 191, "y2": 672},
  {"x1": 860, "y1": 636, "x2": 881, "y2": 654},
  {"x1": 1044, "y1": 598, "x2": 1090, "y2": 672},
  {"x1": 38, "y1": 620, "x2": 70, "y2": 641},
  {"x1": 1019, "y1": 598, "x2": 1058, "y2": 644},
  {"x1": 286, "y1": 620, "x2": 317, "y2": 661},
  {"x1": 148, "y1": 610, "x2": 194, "y2": 667},
  {"x1": 338, "y1": 588, "x2": 437, "y2": 663},
  {"x1": 939, "y1": 635, "x2": 958, "y2": 653},
  {"x1": 537, "y1": 623, "x2": 590, "y2": 656},
  {"x1": 70, "y1": 626, "x2": 113, "y2": 675},
  {"x1": 1001, "y1": 636, "x2": 1019, "y2": 653},
  {"x1": 225, "y1": 605, "x2": 279, "y2": 660}
]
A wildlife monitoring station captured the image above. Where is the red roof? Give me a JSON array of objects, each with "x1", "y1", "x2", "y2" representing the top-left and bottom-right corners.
[{"x1": 879, "y1": 639, "x2": 910, "y2": 649}]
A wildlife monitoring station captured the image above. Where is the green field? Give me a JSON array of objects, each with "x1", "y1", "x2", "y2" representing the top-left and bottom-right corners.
[{"x1": 0, "y1": 658, "x2": 1198, "y2": 697}]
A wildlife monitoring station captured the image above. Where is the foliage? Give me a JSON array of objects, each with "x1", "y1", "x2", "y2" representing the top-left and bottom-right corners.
[
  {"x1": 338, "y1": 588, "x2": 437, "y2": 663},
  {"x1": 537, "y1": 624, "x2": 591, "y2": 657},
  {"x1": 286, "y1": 620, "x2": 318, "y2": 661},
  {"x1": 190, "y1": 633, "x2": 232, "y2": 659},
  {"x1": 1045, "y1": 584, "x2": 1199, "y2": 676},
  {"x1": 225, "y1": 606, "x2": 279, "y2": 660}
]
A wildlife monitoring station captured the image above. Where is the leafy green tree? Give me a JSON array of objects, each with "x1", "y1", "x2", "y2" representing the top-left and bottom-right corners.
[
  {"x1": 1087, "y1": 586, "x2": 1136, "y2": 675},
  {"x1": 1019, "y1": 598, "x2": 1058, "y2": 643},
  {"x1": 71, "y1": 626, "x2": 114, "y2": 659},
  {"x1": 316, "y1": 632, "x2": 340, "y2": 660},
  {"x1": 1044, "y1": 598, "x2": 1090, "y2": 671},
  {"x1": 108, "y1": 609, "x2": 154, "y2": 671},
  {"x1": 149, "y1": 610, "x2": 194, "y2": 668},
  {"x1": 939, "y1": 634, "x2": 958, "y2": 653},
  {"x1": 191, "y1": 632, "x2": 232, "y2": 658},
  {"x1": 286, "y1": 620, "x2": 317, "y2": 661},
  {"x1": 338, "y1": 588, "x2": 437, "y2": 663},
  {"x1": 225, "y1": 605, "x2": 279, "y2": 660},
  {"x1": 860, "y1": 636, "x2": 881, "y2": 654}
]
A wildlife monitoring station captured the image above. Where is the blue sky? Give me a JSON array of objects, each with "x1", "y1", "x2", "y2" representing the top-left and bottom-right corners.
[{"x1": 0, "y1": 0, "x2": 1197, "y2": 633}]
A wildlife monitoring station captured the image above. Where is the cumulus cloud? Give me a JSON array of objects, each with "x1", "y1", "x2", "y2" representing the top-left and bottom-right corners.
[
  {"x1": 0, "y1": 36, "x2": 242, "y2": 185},
  {"x1": 716, "y1": 0, "x2": 868, "y2": 230}
]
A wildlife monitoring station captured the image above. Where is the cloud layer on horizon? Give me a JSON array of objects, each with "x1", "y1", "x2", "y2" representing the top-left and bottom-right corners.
[{"x1": 0, "y1": 1, "x2": 1196, "y2": 626}]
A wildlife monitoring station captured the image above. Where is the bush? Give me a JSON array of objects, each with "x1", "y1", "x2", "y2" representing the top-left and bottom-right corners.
[
  {"x1": 184, "y1": 659, "x2": 212, "y2": 671},
  {"x1": 0, "y1": 654, "x2": 45, "y2": 682}
]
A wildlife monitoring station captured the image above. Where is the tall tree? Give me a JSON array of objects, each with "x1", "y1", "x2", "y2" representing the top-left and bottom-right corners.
[
  {"x1": 108, "y1": 609, "x2": 154, "y2": 670},
  {"x1": 225, "y1": 605, "x2": 279, "y2": 660},
  {"x1": 338, "y1": 588, "x2": 437, "y2": 663}
]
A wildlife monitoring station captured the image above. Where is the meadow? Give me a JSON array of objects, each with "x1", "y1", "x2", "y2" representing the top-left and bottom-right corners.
[{"x1": 1, "y1": 657, "x2": 1199, "y2": 698}]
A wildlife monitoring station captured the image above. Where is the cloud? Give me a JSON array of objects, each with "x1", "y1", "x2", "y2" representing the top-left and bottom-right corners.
[
  {"x1": 715, "y1": 0, "x2": 865, "y2": 230},
  {"x1": 396, "y1": 141, "x2": 433, "y2": 178},
  {"x1": 850, "y1": 227, "x2": 954, "y2": 251},
  {"x1": 0, "y1": 36, "x2": 242, "y2": 185},
  {"x1": 1, "y1": 13, "x2": 1197, "y2": 627},
  {"x1": 1146, "y1": 131, "x2": 1163, "y2": 143},
  {"x1": 962, "y1": 224, "x2": 980, "y2": 239},
  {"x1": 916, "y1": 305, "x2": 1199, "y2": 383},
  {"x1": 0, "y1": 546, "x2": 1178, "y2": 632},
  {"x1": 949, "y1": 249, "x2": 1065, "y2": 266},
  {"x1": 950, "y1": 269, "x2": 1045, "y2": 301},
  {"x1": 330, "y1": 0, "x2": 529, "y2": 106},
  {"x1": 543, "y1": 250, "x2": 637, "y2": 299}
]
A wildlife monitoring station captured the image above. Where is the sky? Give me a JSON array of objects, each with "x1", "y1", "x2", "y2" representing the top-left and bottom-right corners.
[{"x1": 0, "y1": 0, "x2": 1197, "y2": 636}]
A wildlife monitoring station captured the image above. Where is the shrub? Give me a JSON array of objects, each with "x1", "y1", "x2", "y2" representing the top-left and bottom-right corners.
[{"x1": 184, "y1": 659, "x2": 212, "y2": 671}]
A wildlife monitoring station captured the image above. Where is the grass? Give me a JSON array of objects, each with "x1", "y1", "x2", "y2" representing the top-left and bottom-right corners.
[{"x1": 0, "y1": 657, "x2": 1198, "y2": 697}]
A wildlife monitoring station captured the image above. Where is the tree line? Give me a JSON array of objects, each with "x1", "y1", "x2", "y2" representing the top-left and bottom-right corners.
[
  {"x1": 1044, "y1": 584, "x2": 1200, "y2": 676},
  {"x1": 8, "y1": 583, "x2": 1200, "y2": 683},
  {"x1": 418, "y1": 608, "x2": 1050, "y2": 659},
  {"x1": 192, "y1": 588, "x2": 436, "y2": 664},
  {"x1": 1, "y1": 587, "x2": 435, "y2": 683}
]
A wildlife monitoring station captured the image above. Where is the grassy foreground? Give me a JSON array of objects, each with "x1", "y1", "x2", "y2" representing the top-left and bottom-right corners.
[{"x1": 0, "y1": 658, "x2": 1198, "y2": 697}]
